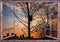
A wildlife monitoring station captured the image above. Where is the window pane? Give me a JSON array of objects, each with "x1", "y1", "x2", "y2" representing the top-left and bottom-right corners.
[
  {"x1": 2, "y1": 2, "x2": 15, "y2": 38},
  {"x1": 51, "y1": 30, "x2": 57, "y2": 37},
  {"x1": 46, "y1": 30, "x2": 50, "y2": 35}
]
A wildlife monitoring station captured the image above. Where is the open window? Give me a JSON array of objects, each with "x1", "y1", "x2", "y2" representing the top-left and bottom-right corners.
[{"x1": 1, "y1": 2, "x2": 58, "y2": 40}]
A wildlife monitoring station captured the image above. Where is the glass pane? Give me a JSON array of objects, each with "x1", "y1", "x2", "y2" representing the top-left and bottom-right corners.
[
  {"x1": 51, "y1": 30, "x2": 57, "y2": 37},
  {"x1": 51, "y1": 3, "x2": 58, "y2": 30},
  {"x1": 30, "y1": 2, "x2": 48, "y2": 38},
  {"x1": 45, "y1": 2, "x2": 58, "y2": 38},
  {"x1": 2, "y1": 2, "x2": 15, "y2": 38},
  {"x1": 46, "y1": 30, "x2": 50, "y2": 35},
  {"x1": 51, "y1": 18, "x2": 58, "y2": 30}
]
